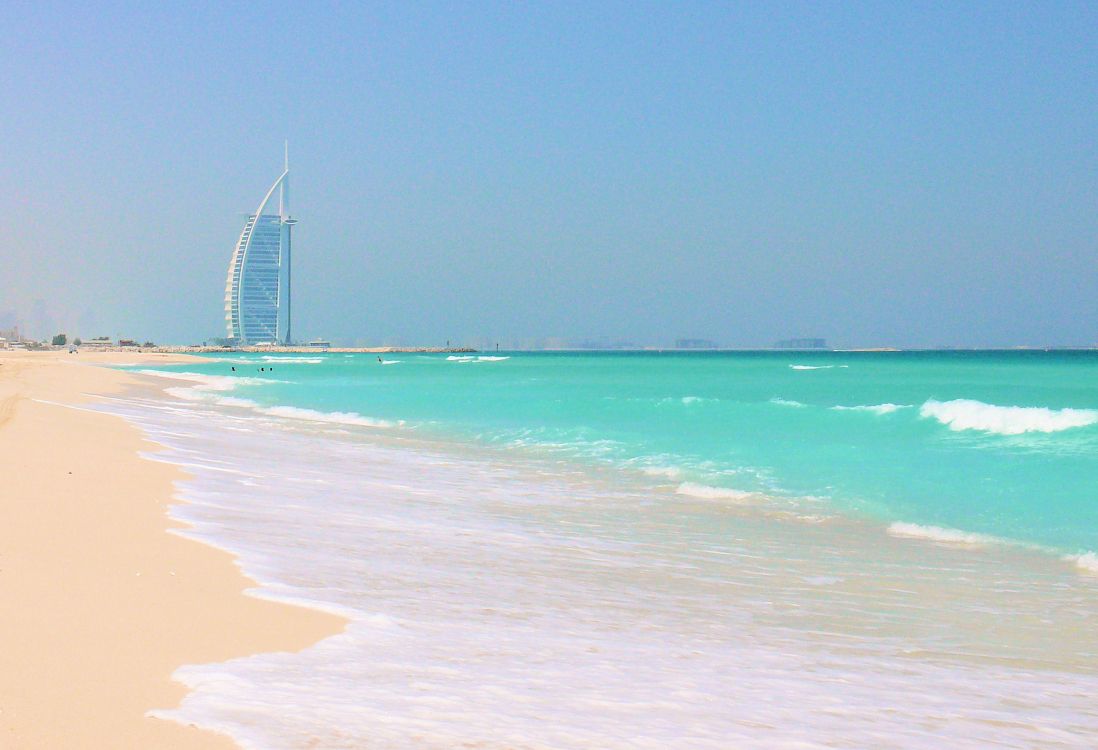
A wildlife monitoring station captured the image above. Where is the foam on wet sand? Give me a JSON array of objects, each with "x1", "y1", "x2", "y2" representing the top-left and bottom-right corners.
[{"x1": 0, "y1": 351, "x2": 344, "y2": 748}]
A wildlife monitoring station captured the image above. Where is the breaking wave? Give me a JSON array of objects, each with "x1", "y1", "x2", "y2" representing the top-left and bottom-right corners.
[
  {"x1": 258, "y1": 405, "x2": 395, "y2": 428},
  {"x1": 919, "y1": 399, "x2": 1098, "y2": 435},
  {"x1": 639, "y1": 466, "x2": 683, "y2": 479},
  {"x1": 770, "y1": 397, "x2": 806, "y2": 408},
  {"x1": 675, "y1": 482, "x2": 758, "y2": 503},
  {"x1": 163, "y1": 386, "x2": 260, "y2": 409},
  {"x1": 887, "y1": 522, "x2": 1001, "y2": 546},
  {"x1": 260, "y1": 356, "x2": 325, "y2": 364},
  {"x1": 137, "y1": 370, "x2": 284, "y2": 391},
  {"x1": 1065, "y1": 552, "x2": 1098, "y2": 574},
  {"x1": 832, "y1": 403, "x2": 908, "y2": 415},
  {"x1": 448, "y1": 355, "x2": 510, "y2": 362},
  {"x1": 140, "y1": 369, "x2": 393, "y2": 429}
]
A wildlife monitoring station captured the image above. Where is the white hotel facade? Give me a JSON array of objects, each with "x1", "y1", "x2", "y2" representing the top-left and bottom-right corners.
[{"x1": 225, "y1": 148, "x2": 297, "y2": 345}]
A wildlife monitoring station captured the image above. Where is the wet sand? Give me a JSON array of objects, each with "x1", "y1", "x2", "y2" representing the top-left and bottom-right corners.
[{"x1": 0, "y1": 351, "x2": 345, "y2": 748}]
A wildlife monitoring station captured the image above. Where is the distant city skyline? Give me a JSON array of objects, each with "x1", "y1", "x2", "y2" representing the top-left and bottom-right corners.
[{"x1": 3, "y1": 3, "x2": 1097, "y2": 348}]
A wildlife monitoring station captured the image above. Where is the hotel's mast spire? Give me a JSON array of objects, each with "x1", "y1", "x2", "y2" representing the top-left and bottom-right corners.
[
  {"x1": 279, "y1": 141, "x2": 296, "y2": 346},
  {"x1": 279, "y1": 140, "x2": 289, "y2": 217}
]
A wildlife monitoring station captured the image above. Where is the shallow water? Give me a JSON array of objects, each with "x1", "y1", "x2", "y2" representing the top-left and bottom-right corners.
[{"x1": 99, "y1": 351, "x2": 1098, "y2": 748}]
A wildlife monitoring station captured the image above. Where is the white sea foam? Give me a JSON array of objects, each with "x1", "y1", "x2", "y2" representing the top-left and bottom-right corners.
[
  {"x1": 676, "y1": 482, "x2": 758, "y2": 502},
  {"x1": 639, "y1": 465, "x2": 683, "y2": 479},
  {"x1": 887, "y1": 522, "x2": 1000, "y2": 546},
  {"x1": 258, "y1": 405, "x2": 395, "y2": 428},
  {"x1": 147, "y1": 370, "x2": 393, "y2": 428},
  {"x1": 447, "y1": 354, "x2": 509, "y2": 362},
  {"x1": 919, "y1": 399, "x2": 1098, "y2": 435},
  {"x1": 91, "y1": 390, "x2": 1098, "y2": 750},
  {"x1": 164, "y1": 387, "x2": 260, "y2": 409},
  {"x1": 832, "y1": 403, "x2": 908, "y2": 415},
  {"x1": 380, "y1": 359, "x2": 400, "y2": 365},
  {"x1": 1066, "y1": 552, "x2": 1098, "y2": 574},
  {"x1": 260, "y1": 356, "x2": 325, "y2": 363},
  {"x1": 790, "y1": 364, "x2": 832, "y2": 370},
  {"x1": 138, "y1": 370, "x2": 284, "y2": 390},
  {"x1": 770, "y1": 397, "x2": 806, "y2": 408},
  {"x1": 138, "y1": 369, "x2": 241, "y2": 391}
]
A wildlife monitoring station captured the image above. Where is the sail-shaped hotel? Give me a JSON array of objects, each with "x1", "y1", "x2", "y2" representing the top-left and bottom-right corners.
[{"x1": 224, "y1": 148, "x2": 297, "y2": 345}]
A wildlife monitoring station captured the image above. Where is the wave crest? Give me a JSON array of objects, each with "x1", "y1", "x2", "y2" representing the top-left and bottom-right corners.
[
  {"x1": 675, "y1": 483, "x2": 758, "y2": 502},
  {"x1": 260, "y1": 356, "x2": 324, "y2": 363},
  {"x1": 769, "y1": 397, "x2": 806, "y2": 408},
  {"x1": 640, "y1": 466, "x2": 683, "y2": 479},
  {"x1": 920, "y1": 399, "x2": 1098, "y2": 435},
  {"x1": 258, "y1": 405, "x2": 395, "y2": 428},
  {"x1": 1066, "y1": 552, "x2": 1098, "y2": 574},
  {"x1": 137, "y1": 370, "x2": 283, "y2": 391},
  {"x1": 832, "y1": 403, "x2": 907, "y2": 415},
  {"x1": 447, "y1": 355, "x2": 510, "y2": 362},
  {"x1": 887, "y1": 522, "x2": 999, "y2": 546}
]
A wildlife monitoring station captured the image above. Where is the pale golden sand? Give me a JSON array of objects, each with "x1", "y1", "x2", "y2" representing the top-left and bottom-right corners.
[{"x1": 0, "y1": 351, "x2": 346, "y2": 748}]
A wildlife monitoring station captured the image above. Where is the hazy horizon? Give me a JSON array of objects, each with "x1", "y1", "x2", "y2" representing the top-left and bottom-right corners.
[{"x1": 3, "y1": 3, "x2": 1096, "y2": 349}]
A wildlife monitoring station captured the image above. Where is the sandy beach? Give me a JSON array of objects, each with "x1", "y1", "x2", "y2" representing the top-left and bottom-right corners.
[{"x1": 0, "y1": 351, "x2": 345, "y2": 748}]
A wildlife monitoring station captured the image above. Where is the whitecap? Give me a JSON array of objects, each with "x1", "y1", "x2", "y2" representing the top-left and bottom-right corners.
[
  {"x1": 886, "y1": 522, "x2": 1000, "y2": 546},
  {"x1": 919, "y1": 399, "x2": 1098, "y2": 435},
  {"x1": 258, "y1": 405, "x2": 395, "y2": 428},
  {"x1": 832, "y1": 403, "x2": 908, "y2": 415},
  {"x1": 640, "y1": 466, "x2": 683, "y2": 479},
  {"x1": 164, "y1": 387, "x2": 260, "y2": 409},
  {"x1": 770, "y1": 397, "x2": 806, "y2": 408},
  {"x1": 138, "y1": 370, "x2": 285, "y2": 390},
  {"x1": 675, "y1": 482, "x2": 758, "y2": 502},
  {"x1": 445, "y1": 355, "x2": 509, "y2": 363},
  {"x1": 260, "y1": 356, "x2": 325, "y2": 364},
  {"x1": 1065, "y1": 552, "x2": 1098, "y2": 575},
  {"x1": 680, "y1": 396, "x2": 717, "y2": 405}
]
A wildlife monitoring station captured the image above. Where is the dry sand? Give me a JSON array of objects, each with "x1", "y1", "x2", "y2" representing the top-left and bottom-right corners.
[{"x1": 0, "y1": 351, "x2": 346, "y2": 748}]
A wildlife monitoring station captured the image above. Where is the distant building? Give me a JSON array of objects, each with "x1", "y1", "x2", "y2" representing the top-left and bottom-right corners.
[
  {"x1": 572, "y1": 339, "x2": 638, "y2": 350},
  {"x1": 774, "y1": 338, "x2": 828, "y2": 349},
  {"x1": 225, "y1": 146, "x2": 297, "y2": 346},
  {"x1": 675, "y1": 338, "x2": 716, "y2": 349}
]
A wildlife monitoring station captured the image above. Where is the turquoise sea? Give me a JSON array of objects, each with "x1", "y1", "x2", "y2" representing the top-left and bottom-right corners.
[{"x1": 106, "y1": 350, "x2": 1098, "y2": 748}]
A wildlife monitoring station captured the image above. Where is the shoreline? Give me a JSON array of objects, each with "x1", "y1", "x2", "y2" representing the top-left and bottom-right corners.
[
  {"x1": 99, "y1": 352, "x2": 1098, "y2": 746},
  {"x1": 0, "y1": 351, "x2": 346, "y2": 748}
]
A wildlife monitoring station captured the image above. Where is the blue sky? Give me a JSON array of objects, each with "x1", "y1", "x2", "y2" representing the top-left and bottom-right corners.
[{"x1": 2, "y1": 2, "x2": 1096, "y2": 347}]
